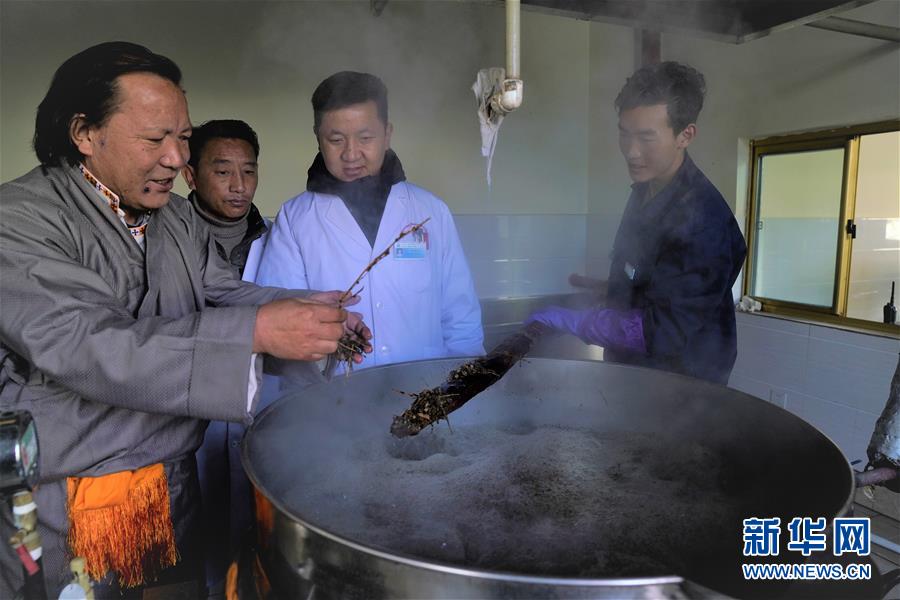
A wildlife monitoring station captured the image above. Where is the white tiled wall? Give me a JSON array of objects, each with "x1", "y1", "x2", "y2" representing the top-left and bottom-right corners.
[
  {"x1": 728, "y1": 312, "x2": 900, "y2": 466},
  {"x1": 454, "y1": 214, "x2": 587, "y2": 299}
]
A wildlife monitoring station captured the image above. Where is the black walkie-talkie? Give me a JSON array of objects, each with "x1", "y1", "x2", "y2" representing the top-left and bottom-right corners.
[{"x1": 884, "y1": 281, "x2": 897, "y2": 325}]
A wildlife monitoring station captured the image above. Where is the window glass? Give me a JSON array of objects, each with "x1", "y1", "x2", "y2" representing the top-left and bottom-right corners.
[
  {"x1": 751, "y1": 148, "x2": 845, "y2": 307},
  {"x1": 847, "y1": 131, "x2": 900, "y2": 322}
]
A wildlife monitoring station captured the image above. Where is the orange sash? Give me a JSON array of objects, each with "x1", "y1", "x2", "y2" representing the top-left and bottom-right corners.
[{"x1": 66, "y1": 463, "x2": 178, "y2": 588}]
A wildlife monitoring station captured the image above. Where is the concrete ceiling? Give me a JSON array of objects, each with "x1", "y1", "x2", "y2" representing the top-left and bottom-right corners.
[{"x1": 518, "y1": 0, "x2": 882, "y2": 43}]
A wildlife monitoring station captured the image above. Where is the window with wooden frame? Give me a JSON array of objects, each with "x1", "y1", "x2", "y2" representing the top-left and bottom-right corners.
[{"x1": 745, "y1": 120, "x2": 900, "y2": 334}]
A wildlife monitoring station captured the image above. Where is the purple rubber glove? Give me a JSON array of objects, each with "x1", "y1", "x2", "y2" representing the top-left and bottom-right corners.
[
  {"x1": 525, "y1": 306, "x2": 587, "y2": 335},
  {"x1": 526, "y1": 306, "x2": 647, "y2": 354},
  {"x1": 576, "y1": 307, "x2": 647, "y2": 354}
]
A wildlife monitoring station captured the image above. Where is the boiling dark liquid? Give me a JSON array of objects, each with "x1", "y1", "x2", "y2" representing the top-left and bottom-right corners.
[{"x1": 287, "y1": 425, "x2": 747, "y2": 578}]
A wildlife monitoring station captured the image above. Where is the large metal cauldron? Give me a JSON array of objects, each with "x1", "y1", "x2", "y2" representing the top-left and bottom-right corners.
[{"x1": 242, "y1": 358, "x2": 860, "y2": 599}]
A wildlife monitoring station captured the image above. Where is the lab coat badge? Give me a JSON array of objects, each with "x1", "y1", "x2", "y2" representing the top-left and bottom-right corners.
[{"x1": 394, "y1": 224, "x2": 429, "y2": 260}]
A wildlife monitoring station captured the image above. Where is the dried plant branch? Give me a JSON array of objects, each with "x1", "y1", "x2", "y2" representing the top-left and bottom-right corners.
[
  {"x1": 325, "y1": 218, "x2": 431, "y2": 379},
  {"x1": 338, "y1": 218, "x2": 431, "y2": 307}
]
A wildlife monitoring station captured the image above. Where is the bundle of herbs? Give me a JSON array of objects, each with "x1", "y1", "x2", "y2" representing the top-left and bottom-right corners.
[{"x1": 390, "y1": 321, "x2": 548, "y2": 437}]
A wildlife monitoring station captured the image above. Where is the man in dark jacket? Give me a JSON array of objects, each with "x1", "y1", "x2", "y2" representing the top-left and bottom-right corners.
[
  {"x1": 183, "y1": 119, "x2": 268, "y2": 279},
  {"x1": 528, "y1": 62, "x2": 746, "y2": 385}
]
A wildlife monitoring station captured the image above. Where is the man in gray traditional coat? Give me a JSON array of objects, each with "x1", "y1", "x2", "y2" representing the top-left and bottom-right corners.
[{"x1": 0, "y1": 41, "x2": 370, "y2": 598}]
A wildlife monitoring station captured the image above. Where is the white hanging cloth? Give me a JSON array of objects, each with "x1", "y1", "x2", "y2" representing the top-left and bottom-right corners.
[{"x1": 472, "y1": 67, "x2": 507, "y2": 188}]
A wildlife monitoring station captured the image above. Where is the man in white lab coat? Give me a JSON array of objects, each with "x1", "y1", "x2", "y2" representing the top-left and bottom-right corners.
[{"x1": 255, "y1": 71, "x2": 484, "y2": 368}]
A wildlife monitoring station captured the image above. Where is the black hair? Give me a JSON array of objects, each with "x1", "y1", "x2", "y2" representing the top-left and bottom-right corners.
[
  {"x1": 33, "y1": 41, "x2": 182, "y2": 166},
  {"x1": 614, "y1": 61, "x2": 706, "y2": 134},
  {"x1": 311, "y1": 71, "x2": 389, "y2": 134},
  {"x1": 187, "y1": 119, "x2": 260, "y2": 169}
]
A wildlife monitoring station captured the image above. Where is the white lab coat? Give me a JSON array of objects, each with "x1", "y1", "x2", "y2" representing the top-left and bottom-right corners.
[{"x1": 254, "y1": 181, "x2": 484, "y2": 367}]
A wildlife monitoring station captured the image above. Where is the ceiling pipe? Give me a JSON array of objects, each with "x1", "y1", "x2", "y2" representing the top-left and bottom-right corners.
[
  {"x1": 806, "y1": 16, "x2": 900, "y2": 42},
  {"x1": 494, "y1": 0, "x2": 523, "y2": 112},
  {"x1": 506, "y1": 0, "x2": 520, "y2": 78},
  {"x1": 634, "y1": 28, "x2": 661, "y2": 69}
]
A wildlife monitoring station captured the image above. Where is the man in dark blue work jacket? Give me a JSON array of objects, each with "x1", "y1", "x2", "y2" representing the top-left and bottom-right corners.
[{"x1": 528, "y1": 62, "x2": 746, "y2": 385}]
